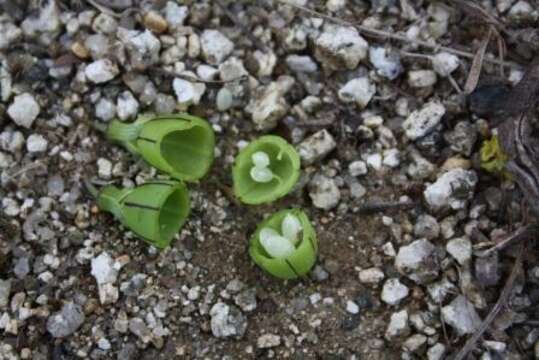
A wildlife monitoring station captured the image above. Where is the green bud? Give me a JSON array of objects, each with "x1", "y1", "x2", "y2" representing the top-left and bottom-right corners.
[
  {"x1": 233, "y1": 135, "x2": 300, "y2": 204},
  {"x1": 249, "y1": 209, "x2": 318, "y2": 279},
  {"x1": 106, "y1": 113, "x2": 215, "y2": 181},
  {"x1": 96, "y1": 180, "x2": 190, "y2": 248}
]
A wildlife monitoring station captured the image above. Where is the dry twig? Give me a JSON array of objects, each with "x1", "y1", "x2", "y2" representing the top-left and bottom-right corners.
[
  {"x1": 464, "y1": 28, "x2": 492, "y2": 94},
  {"x1": 453, "y1": 244, "x2": 524, "y2": 360}
]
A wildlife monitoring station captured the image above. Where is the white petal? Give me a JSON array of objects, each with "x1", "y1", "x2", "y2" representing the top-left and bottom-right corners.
[
  {"x1": 250, "y1": 166, "x2": 273, "y2": 183},
  {"x1": 281, "y1": 214, "x2": 303, "y2": 245},
  {"x1": 251, "y1": 151, "x2": 270, "y2": 167},
  {"x1": 259, "y1": 228, "x2": 280, "y2": 244},
  {"x1": 260, "y1": 233, "x2": 296, "y2": 259}
]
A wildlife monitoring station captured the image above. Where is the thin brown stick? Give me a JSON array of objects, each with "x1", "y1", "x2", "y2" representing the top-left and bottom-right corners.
[
  {"x1": 277, "y1": 0, "x2": 522, "y2": 70},
  {"x1": 149, "y1": 67, "x2": 248, "y2": 84},
  {"x1": 476, "y1": 223, "x2": 537, "y2": 257},
  {"x1": 464, "y1": 28, "x2": 492, "y2": 94},
  {"x1": 453, "y1": 244, "x2": 524, "y2": 360}
]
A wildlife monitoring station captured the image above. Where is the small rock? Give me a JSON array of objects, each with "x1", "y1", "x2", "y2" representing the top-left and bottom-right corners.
[
  {"x1": 117, "y1": 343, "x2": 138, "y2": 360},
  {"x1": 286, "y1": 55, "x2": 318, "y2": 73},
  {"x1": 234, "y1": 288, "x2": 257, "y2": 312},
  {"x1": 92, "y1": 13, "x2": 118, "y2": 34},
  {"x1": 424, "y1": 168, "x2": 478, "y2": 212},
  {"x1": 200, "y1": 30, "x2": 234, "y2": 65},
  {"x1": 95, "y1": 98, "x2": 116, "y2": 122},
  {"x1": 432, "y1": 52, "x2": 459, "y2": 77},
  {"x1": 216, "y1": 87, "x2": 233, "y2": 111},
  {"x1": 7, "y1": 93, "x2": 40, "y2": 128},
  {"x1": 427, "y1": 343, "x2": 446, "y2": 360},
  {"x1": 122, "y1": 29, "x2": 161, "y2": 70},
  {"x1": 385, "y1": 309, "x2": 409, "y2": 340},
  {"x1": 85, "y1": 59, "x2": 119, "y2": 84},
  {"x1": 349, "y1": 181, "x2": 366, "y2": 199},
  {"x1": 248, "y1": 77, "x2": 294, "y2": 131},
  {"x1": 257, "y1": 334, "x2": 281, "y2": 348},
  {"x1": 338, "y1": 77, "x2": 376, "y2": 109},
  {"x1": 369, "y1": 47, "x2": 403, "y2": 80},
  {"x1": 117, "y1": 91, "x2": 139, "y2": 120},
  {"x1": 475, "y1": 254, "x2": 500, "y2": 286},
  {"x1": 403, "y1": 334, "x2": 427, "y2": 353},
  {"x1": 402, "y1": 101, "x2": 446, "y2": 140},
  {"x1": 315, "y1": 25, "x2": 369, "y2": 71},
  {"x1": 26, "y1": 134, "x2": 47, "y2": 153},
  {"x1": 359, "y1": 267, "x2": 385, "y2": 284},
  {"x1": 382, "y1": 149, "x2": 400, "y2": 168},
  {"x1": 366, "y1": 153, "x2": 383, "y2": 171},
  {"x1": 173, "y1": 77, "x2": 206, "y2": 107},
  {"x1": 395, "y1": 239, "x2": 439, "y2": 284},
  {"x1": 91, "y1": 252, "x2": 120, "y2": 304},
  {"x1": 346, "y1": 300, "x2": 360, "y2": 314},
  {"x1": 311, "y1": 265, "x2": 329, "y2": 282},
  {"x1": 97, "y1": 158, "x2": 113, "y2": 180},
  {"x1": 297, "y1": 129, "x2": 336, "y2": 165},
  {"x1": 309, "y1": 174, "x2": 341, "y2": 210},
  {"x1": 414, "y1": 215, "x2": 440, "y2": 240},
  {"x1": 210, "y1": 302, "x2": 247, "y2": 339},
  {"x1": 0, "y1": 279, "x2": 11, "y2": 308},
  {"x1": 446, "y1": 237, "x2": 472, "y2": 265},
  {"x1": 97, "y1": 338, "x2": 111, "y2": 350},
  {"x1": 444, "y1": 121, "x2": 477, "y2": 156},
  {"x1": 129, "y1": 318, "x2": 152, "y2": 343},
  {"x1": 381, "y1": 278, "x2": 409, "y2": 305},
  {"x1": 442, "y1": 295, "x2": 481, "y2": 336},
  {"x1": 165, "y1": 2, "x2": 188, "y2": 30},
  {"x1": 427, "y1": 277, "x2": 457, "y2": 303},
  {"x1": 407, "y1": 70, "x2": 437, "y2": 88},
  {"x1": 143, "y1": 11, "x2": 168, "y2": 33},
  {"x1": 46, "y1": 302, "x2": 85, "y2": 338},
  {"x1": 13, "y1": 258, "x2": 30, "y2": 279},
  {"x1": 348, "y1": 160, "x2": 368, "y2": 176}
]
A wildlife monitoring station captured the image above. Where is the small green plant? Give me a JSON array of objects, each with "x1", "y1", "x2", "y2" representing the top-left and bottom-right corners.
[
  {"x1": 249, "y1": 209, "x2": 318, "y2": 279},
  {"x1": 86, "y1": 180, "x2": 190, "y2": 248},
  {"x1": 233, "y1": 135, "x2": 300, "y2": 204},
  {"x1": 480, "y1": 135, "x2": 510, "y2": 177},
  {"x1": 106, "y1": 113, "x2": 215, "y2": 181}
]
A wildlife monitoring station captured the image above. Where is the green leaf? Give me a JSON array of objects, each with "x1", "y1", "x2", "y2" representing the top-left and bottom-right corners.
[
  {"x1": 232, "y1": 135, "x2": 300, "y2": 204},
  {"x1": 106, "y1": 113, "x2": 215, "y2": 181},
  {"x1": 249, "y1": 209, "x2": 318, "y2": 280},
  {"x1": 480, "y1": 135, "x2": 510, "y2": 176},
  {"x1": 97, "y1": 181, "x2": 190, "y2": 248}
]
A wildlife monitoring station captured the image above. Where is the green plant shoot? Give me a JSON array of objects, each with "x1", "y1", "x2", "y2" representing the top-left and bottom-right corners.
[
  {"x1": 249, "y1": 209, "x2": 318, "y2": 279},
  {"x1": 106, "y1": 113, "x2": 215, "y2": 181},
  {"x1": 233, "y1": 135, "x2": 300, "y2": 204},
  {"x1": 480, "y1": 135, "x2": 510, "y2": 176},
  {"x1": 93, "y1": 180, "x2": 190, "y2": 248}
]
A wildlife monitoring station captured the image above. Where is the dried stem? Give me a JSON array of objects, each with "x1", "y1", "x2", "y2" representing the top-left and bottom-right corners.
[
  {"x1": 277, "y1": 0, "x2": 522, "y2": 70},
  {"x1": 453, "y1": 244, "x2": 524, "y2": 360}
]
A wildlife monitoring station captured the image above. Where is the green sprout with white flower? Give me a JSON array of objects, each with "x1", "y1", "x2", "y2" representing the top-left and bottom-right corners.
[
  {"x1": 233, "y1": 135, "x2": 301, "y2": 204},
  {"x1": 249, "y1": 209, "x2": 318, "y2": 279}
]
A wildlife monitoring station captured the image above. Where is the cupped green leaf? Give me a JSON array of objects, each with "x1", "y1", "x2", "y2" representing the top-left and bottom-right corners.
[
  {"x1": 249, "y1": 209, "x2": 318, "y2": 280},
  {"x1": 97, "y1": 180, "x2": 190, "y2": 248},
  {"x1": 233, "y1": 135, "x2": 300, "y2": 204},
  {"x1": 106, "y1": 113, "x2": 215, "y2": 181}
]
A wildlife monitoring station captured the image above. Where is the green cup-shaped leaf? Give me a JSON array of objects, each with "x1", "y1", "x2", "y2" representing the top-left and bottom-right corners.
[
  {"x1": 97, "y1": 180, "x2": 190, "y2": 248},
  {"x1": 233, "y1": 135, "x2": 300, "y2": 204},
  {"x1": 106, "y1": 113, "x2": 215, "y2": 181},
  {"x1": 249, "y1": 209, "x2": 318, "y2": 279}
]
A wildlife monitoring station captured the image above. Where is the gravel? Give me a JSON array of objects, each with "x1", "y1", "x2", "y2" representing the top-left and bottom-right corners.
[
  {"x1": 210, "y1": 302, "x2": 247, "y2": 339},
  {"x1": 297, "y1": 129, "x2": 337, "y2": 165},
  {"x1": 7, "y1": 93, "x2": 40, "y2": 129},
  {"x1": 381, "y1": 278, "x2": 410, "y2": 305},
  {"x1": 46, "y1": 302, "x2": 85, "y2": 338},
  {"x1": 441, "y1": 295, "x2": 482, "y2": 336}
]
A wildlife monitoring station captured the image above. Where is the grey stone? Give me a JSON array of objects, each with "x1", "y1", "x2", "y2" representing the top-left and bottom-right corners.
[
  {"x1": 414, "y1": 215, "x2": 440, "y2": 240},
  {"x1": 369, "y1": 47, "x2": 403, "y2": 80},
  {"x1": 381, "y1": 278, "x2": 409, "y2": 305},
  {"x1": 200, "y1": 30, "x2": 234, "y2": 65},
  {"x1": 297, "y1": 129, "x2": 336, "y2": 165},
  {"x1": 385, "y1": 309, "x2": 409, "y2": 340},
  {"x1": 165, "y1": 2, "x2": 188, "y2": 30},
  {"x1": 407, "y1": 70, "x2": 437, "y2": 88},
  {"x1": 444, "y1": 121, "x2": 477, "y2": 156},
  {"x1": 338, "y1": 77, "x2": 376, "y2": 109},
  {"x1": 257, "y1": 334, "x2": 281, "y2": 348},
  {"x1": 248, "y1": 76, "x2": 294, "y2": 131},
  {"x1": 424, "y1": 169, "x2": 478, "y2": 212},
  {"x1": 95, "y1": 98, "x2": 116, "y2": 122},
  {"x1": 395, "y1": 239, "x2": 439, "y2": 284},
  {"x1": 7, "y1": 93, "x2": 40, "y2": 128},
  {"x1": 116, "y1": 91, "x2": 139, "y2": 120},
  {"x1": 46, "y1": 302, "x2": 85, "y2": 338},
  {"x1": 85, "y1": 59, "x2": 119, "y2": 84},
  {"x1": 210, "y1": 302, "x2": 247, "y2": 338},
  {"x1": 427, "y1": 343, "x2": 446, "y2": 360},
  {"x1": 309, "y1": 174, "x2": 341, "y2": 210},
  {"x1": 216, "y1": 88, "x2": 233, "y2": 111},
  {"x1": 402, "y1": 102, "x2": 445, "y2": 140},
  {"x1": 314, "y1": 25, "x2": 368, "y2": 71},
  {"x1": 432, "y1": 52, "x2": 459, "y2": 77},
  {"x1": 475, "y1": 254, "x2": 500, "y2": 286},
  {"x1": 0, "y1": 279, "x2": 11, "y2": 308},
  {"x1": 173, "y1": 77, "x2": 206, "y2": 107},
  {"x1": 442, "y1": 295, "x2": 481, "y2": 336},
  {"x1": 129, "y1": 318, "x2": 152, "y2": 343},
  {"x1": 403, "y1": 334, "x2": 427, "y2": 353},
  {"x1": 121, "y1": 29, "x2": 161, "y2": 70},
  {"x1": 14, "y1": 258, "x2": 30, "y2": 279},
  {"x1": 286, "y1": 55, "x2": 318, "y2": 73},
  {"x1": 446, "y1": 237, "x2": 472, "y2": 265},
  {"x1": 234, "y1": 288, "x2": 257, "y2": 312}
]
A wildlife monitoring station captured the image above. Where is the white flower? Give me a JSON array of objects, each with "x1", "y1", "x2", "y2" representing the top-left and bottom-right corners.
[
  {"x1": 250, "y1": 151, "x2": 274, "y2": 183},
  {"x1": 259, "y1": 214, "x2": 303, "y2": 259}
]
